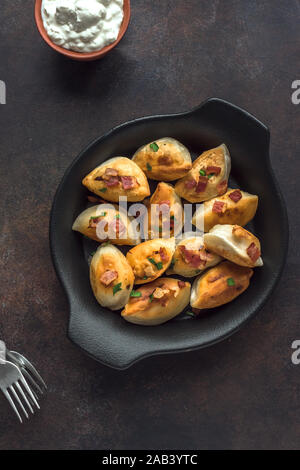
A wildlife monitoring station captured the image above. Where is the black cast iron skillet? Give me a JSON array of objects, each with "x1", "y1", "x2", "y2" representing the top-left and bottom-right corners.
[{"x1": 50, "y1": 98, "x2": 289, "y2": 370}]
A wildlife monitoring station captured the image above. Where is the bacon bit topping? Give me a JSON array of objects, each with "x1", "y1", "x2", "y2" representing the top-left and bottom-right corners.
[
  {"x1": 179, "y1": 245, "x2": 206, "y2": 268},
  {"x1": 100, "y1": 270, "x2": 118, "y2": 287},
  {"x1": 212, "y1": 201, "x2": 226, "y2": 214},
  {"x1": 195, "y1": 176, "x2": 208, "y2": 193},
  {"x1": 88, "y1": 216, "x2": 101, "y2": 228},
  {"x1": 103, "y1": 168, "x2": 118, "y2": 179},
  {"x1": 105, "y1": 177, "x2": 119, "y2": 187},
  {"x1": 217, "y1": 180, "x2": 228, "y2": 195},
  {"x1": 159, "y1": 200, "x2": 171, "y2": 207},
  {"x1": 208, "y1": 273, "x2": 224, "y2": 283},
  {"x1": 178, "y1": 280, "x2": 186, "y2": 289},
  {"x1": 229, "y1": 189, "x2": 242, "y2": 203},
  {"x1": 158, "y1": 247, "x2": 169, "y2": 263},
  {"x1": 109, "y1": 218, "x2": 126, "y2": 236},
  {"x1": 247, "y1": 243, "x2": 260, "y2": 263},
  {"x1": 206, "y1": 166, "x2": 221, "y2": 175},
  {"x1": 121, "y1": 176, "x2": 137, "y2": 190},
  {"x1": 96, "y1": 169, "x2": 138, "y2": 191},
  {"x1": 184, "y1": 179, "x2": 197, "y2": 190},
  {"x1": 158, "y1": 155, "x2": 172, "y2": 165}
]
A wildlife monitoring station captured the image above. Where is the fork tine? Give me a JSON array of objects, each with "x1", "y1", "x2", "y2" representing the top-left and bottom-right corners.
[
  {"x1": 19, "y1": 376, "x2": 40, "y2": 410},
  {"x1": 20, "y1": 379, "x2": 39, "y2": 407},
  {"x1": 22, "y1": 369, "x2": 43, "y2": 395},
  {"x1": 3, "y1": 389, "x2": 23, "y2": 423},
  {"x1": 9, "y1": 385, "x2": 29, "y2": 419},
  {"x1": 11, "y1": 353, "x2": 47, "y2": 390},
  {"x1": 15, "y1": 382, "x2": 34, "y2": 414}
]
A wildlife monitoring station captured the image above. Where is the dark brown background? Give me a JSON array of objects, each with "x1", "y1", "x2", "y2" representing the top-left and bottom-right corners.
[{"x1": 0, "y1": 0, "x2": 299, "y2": 450}]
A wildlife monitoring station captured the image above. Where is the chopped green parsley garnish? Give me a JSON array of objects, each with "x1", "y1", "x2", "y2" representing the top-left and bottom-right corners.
[
  {"x1": 150, "y1": 142, "x2": 159, "y2": 152},
  {"x1": 115, "y1": 214, "x2": 120, "y2": 219},
  {"x1": 130, "y1": 290, "x2": 142, "y2": 298},
  {"x1": 227, "y1": 277, "x2": 235, "y2": 286},
  {"x1": 199, "y1": 169, "x2": 206, "y2": 176},
  {"x1": 99, "y1": 188, "x2": 107, "y2": 193},
  {"x1": 148, "y1": 257, "x2": 163, "y2": 270},
  {"x1": 100, "y1": 212, "x2": 107, "y2": 217},
  {"x1": 147, "y1": 162, "x2": 152, "y2": 171},
  {"x1": 208, "y1": 173, "x2": 214, "y2": 179},
  {"x1": 170, "y1": 259, "x2": 177, "y2": 269},
  {"x1": 113, "y1": 282, "x2": 122, "y2": 295},
  {"x1": 149, "y1": 293, "x2": 154, "y2": 302},
  {"x1": 185, "y1": 310, "x2": 196, "y2": 317}
]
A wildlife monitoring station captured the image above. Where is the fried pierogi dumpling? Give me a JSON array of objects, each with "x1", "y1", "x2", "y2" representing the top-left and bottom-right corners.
[
  {"x1": 147, "y1": 182, "x2": 183, "y2": 238},
  {"x1": 126, "y1": 238, "x2": 175, "y2": 284},
  {"x1": 82, "y1": 157, "x2": 150, "y2": 202},
  {"x1": 90, "y1": 244, "x2": 135, "y2": 311},
  {"x1": 121, "y1": 278, "x2": 191, "y2": 325},
  {"x1": 174, "y1": 144, "x2": 231, "y2": 203},
  {"x1": 192, "y1": 188, "x2": 258, "y2": 232},
  {"x1": 72, "y1": 204, "x2": 140, "y2": 246},
  {"x1": 204, "y1": 224, "x2": 263, "y2": 268},
  {"x1": 132, "y1": 138, "x2": 192, "y2": 181},
  {"x1": 190, "y1": 261, "x2": 253, "y2": 310},
  {"x1": 167, "y1": 236, "x2": 222, "y2": 278}
]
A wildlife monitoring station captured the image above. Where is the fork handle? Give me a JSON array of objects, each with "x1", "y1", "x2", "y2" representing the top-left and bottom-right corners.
[{"x1": 0, "y1": 341, "x2": 6, "y2": 364}]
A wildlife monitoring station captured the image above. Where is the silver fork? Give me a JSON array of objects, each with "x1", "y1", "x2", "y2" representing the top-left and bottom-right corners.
[
  {"x1": 0, "y1": 360, "x2": 40, "y2": 423},
  {"x1": 6, "y1": 351, "x2": 47, "y2": 395}
]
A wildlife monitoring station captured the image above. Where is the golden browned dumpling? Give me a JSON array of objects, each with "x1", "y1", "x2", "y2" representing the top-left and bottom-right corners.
[
  {"x1": 204, "y1": 224, "x2": 263, "y2": 268},
  {"x1": 190, "y1": 261, "x2": 253, "y2": 310},
  {"x1": 167, "y1": 236, "x2": 222, "y2": 278},
  {"x1": 121, "y1": 278, "x2": 191, "y2": 325},
  {"x1": 146, "y1": 182, "x2": 183, "y2": 238},
  {"x1": 82, "y1": 157, "x2": 150, "y2": 202},
  {"x1": 192, "y1": 188, "x2": 258, "y2": 232},
  {"x1": 126, "y1": 238, "x2": 175, "y2": 284},
  {"x1": 72, "y1": 203, "x2": 141, "y2": 246},
  {"x1": 132, "y1": 138, "x2": 192, "y2": 181},
  {"x1": 90, "y1": 244, "x2": 135, "y2": 311},
  {"x1": 174, "y1": 144, "x2": 231, "y2": 203}
]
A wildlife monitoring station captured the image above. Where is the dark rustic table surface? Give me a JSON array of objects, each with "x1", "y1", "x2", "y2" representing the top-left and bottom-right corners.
[{"x1": 0, "y1": 0, "x2": 299, "y2": 450}]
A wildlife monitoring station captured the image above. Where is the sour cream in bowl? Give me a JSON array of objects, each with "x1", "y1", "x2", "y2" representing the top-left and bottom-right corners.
[{"x1": 35, "y1": 0, "x2": 131, "y2": 60}]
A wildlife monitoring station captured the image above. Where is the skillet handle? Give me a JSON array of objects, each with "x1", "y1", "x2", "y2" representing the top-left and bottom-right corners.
[{"x1": 188, "y1": 97, "x2": 270, "y2": 156}]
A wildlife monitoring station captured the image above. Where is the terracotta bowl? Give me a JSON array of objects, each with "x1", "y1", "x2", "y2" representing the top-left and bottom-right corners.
[{"x1": 34, "y1": 0, "x2": 131, "y2": 61}]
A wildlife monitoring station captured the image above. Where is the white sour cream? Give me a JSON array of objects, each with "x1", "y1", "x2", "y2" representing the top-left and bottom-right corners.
[{"x1": 41, "y1": 0, "x2": 124, "y2": 53}]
